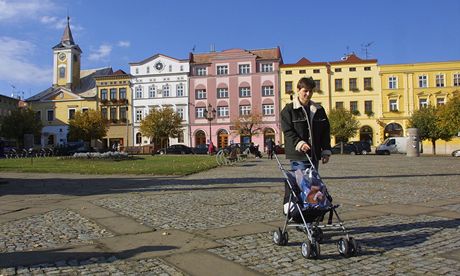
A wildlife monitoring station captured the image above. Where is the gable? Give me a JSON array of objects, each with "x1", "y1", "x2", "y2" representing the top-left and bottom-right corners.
[{"x1": 42, "y1": 89, "x2": 81, "y2": 101}]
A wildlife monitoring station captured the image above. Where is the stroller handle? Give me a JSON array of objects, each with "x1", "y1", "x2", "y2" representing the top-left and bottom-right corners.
[{"x1": 274, "y1": 151, "x2": 317, "y2": 172}]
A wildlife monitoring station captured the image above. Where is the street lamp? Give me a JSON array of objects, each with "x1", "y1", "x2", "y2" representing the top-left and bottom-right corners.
[{"x1": 203, "y1": 103, "x2": 216, "y2": 151}]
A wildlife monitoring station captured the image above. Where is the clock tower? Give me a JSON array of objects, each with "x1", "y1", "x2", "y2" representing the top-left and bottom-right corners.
[{"x1": 52, "y1": 17, "x2": 82, "y2": 90}]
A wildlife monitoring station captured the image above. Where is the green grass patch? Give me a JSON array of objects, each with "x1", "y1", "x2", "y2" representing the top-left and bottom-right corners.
[{"x1": 0, "y1": 155, "x2": 219, "y2": 176}]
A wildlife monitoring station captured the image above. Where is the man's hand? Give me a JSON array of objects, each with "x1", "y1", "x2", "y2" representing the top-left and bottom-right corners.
[
  {"x1": 322, "y1": 155, "x2": 330, "y2": 164},
  {"x1": 300, "y1": 143, "x2": 311, "y2": 152}
]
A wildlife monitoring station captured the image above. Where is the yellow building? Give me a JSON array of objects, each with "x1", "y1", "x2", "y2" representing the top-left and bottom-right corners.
[
  {"x1": 26, "y1": 17, "x2": 111, "y2": 147},
  {"x1": 94, "y1": 70, "x2": 133, "y2": 150},
  {"x1": 280, "y1": 54, "x2": 382, "y2": 146},
  {"x1": 380, "y1": 60, "x2": 460, "y2": 154}
]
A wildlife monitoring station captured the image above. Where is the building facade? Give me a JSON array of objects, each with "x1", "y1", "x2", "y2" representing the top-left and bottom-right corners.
[
  {"x1": 380, "y1": 61, "x2": 460, "y2": 154},
  {"x1": 129, "y1": 54, "x2": 190, "y2": 147},
  {"x1": 94, "y1": 70, "x2": 132, "y2": 150},
  {"x1": 0, "y1": 95, "x2": 20, "y2": 118},
  {"x1": 189, "y1": 48, "x2": 282, "y2": 150}
]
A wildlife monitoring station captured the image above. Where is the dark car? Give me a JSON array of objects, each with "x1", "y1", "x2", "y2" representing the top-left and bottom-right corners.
[
  {"x1": 331, "y1": 143, "x2": 359, "y2": 155},
  {"x1": 351, "y1": 141, "x2": 371, "y2": 155},
  {"x1": 193, "y1": 144, "x2": 213, "y2": 154},
  {"x1": 155, "y1": 144, "x2": 193, "y2": 155}
]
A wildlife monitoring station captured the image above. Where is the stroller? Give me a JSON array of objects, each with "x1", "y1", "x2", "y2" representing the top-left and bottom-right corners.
[{"x1": 272, "y1": 153, "x2": 359, "y2": 259}]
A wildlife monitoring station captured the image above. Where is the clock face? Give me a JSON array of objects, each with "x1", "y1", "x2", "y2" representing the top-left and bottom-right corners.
[
  {"x1": 155, "y1": 61, "x2": 164, "y2": 71},
  {"x1": 58, "y1": 53, "x2": 66, "y2": 61}
]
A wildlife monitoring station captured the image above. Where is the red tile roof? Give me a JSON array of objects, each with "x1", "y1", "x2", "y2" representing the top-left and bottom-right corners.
[
  {"x1": 190, "y1": 47, "x2": 282, "y2": 64},
  {"x1": 329, "y1": 54, "x2": 377, "y2": 65},
  {"x1": 280, "y1": 57, "x2": 328, "y2": 68}
]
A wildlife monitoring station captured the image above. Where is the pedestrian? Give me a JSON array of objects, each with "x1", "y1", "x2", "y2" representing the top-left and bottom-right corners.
[
  {"x1": 208, "y1": 141, "x2": 214, "y2": 155},
  {"x1": 280, "y1": 77, "x2": 332, "y2": 171},
  {"x1": 267, "y1": 138, "x2": 274, "y2": 160}
]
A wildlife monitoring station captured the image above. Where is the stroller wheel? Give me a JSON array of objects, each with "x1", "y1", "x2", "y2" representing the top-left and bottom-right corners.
[
  {"x1": 282, "y1": 231, "x2": 289, "y2": 246},
  {"x1": 337, "y1": 238, "x2": 350, "y2": 257},
  {"x1": 301, "y1": 241, "x2": 312, "y2": 258},
  {"x1": 312, "y1": 241, "x2": 321, "y2": 259},
  {"x1": 348, "y1": 237, "x2": 359, "y2": 256},
  {"x1": 313, "y1": 227, "x2": 324, "y2": 243},
  {"x1": 273, "y1": 228, "x2": 285, "y2": 246}
]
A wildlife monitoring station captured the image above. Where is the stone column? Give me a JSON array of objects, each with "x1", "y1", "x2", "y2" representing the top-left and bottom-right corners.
[{"x1": 407, "y1": 128, "x2": 420, "y2": 157}]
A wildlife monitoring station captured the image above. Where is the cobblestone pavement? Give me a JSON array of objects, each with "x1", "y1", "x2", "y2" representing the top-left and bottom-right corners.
[{"x1": 0, "y1": 155, "x2": 459, "y2": 275}]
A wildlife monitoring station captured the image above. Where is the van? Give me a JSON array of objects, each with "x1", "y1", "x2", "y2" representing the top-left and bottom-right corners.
[{"x1": 376, "y1": 137, "x2": 408, "y2": 155}]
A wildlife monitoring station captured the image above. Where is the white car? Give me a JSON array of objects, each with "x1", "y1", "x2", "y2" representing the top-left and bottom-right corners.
[{"x1": 452, "y1": 149, "x2": 460, "y2": 157}]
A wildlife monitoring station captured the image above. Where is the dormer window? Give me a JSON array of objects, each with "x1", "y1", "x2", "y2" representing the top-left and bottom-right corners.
[{"x1": 59, "y1": 67, "x2": 66, "y2": 79}]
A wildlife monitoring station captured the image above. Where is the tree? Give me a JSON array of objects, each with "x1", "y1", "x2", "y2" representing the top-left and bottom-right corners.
[
  {"x1": 409, "y1": 106, "x2": 452, "y2": 155},
  {"x1": 139, "y1": 107, "x2": 182, "y2": 149},
  {"x1": 68, "y1": 110, "x2": 107, "y2": 143},
  {"x1": 0, "y1": 108, "x2": 42, "y2": 147},
  {"x1": 328, "y1": 108, "x2": 359, "y2": 153},
  {"x1": 437, "y1": 95, "x2": 460, "y2": 137},
  {"x1": 230, "y1": 112, "x2": 263, "y2": 143}
]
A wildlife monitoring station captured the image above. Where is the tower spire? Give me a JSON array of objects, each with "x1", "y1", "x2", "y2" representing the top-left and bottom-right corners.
[{"x1": 61, "y1": 16, "x2": 75, "y2": 46}]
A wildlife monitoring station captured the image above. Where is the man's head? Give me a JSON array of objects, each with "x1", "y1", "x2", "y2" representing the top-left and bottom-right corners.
[{"x1": 297, "y1": 77, "x2": 316, "y2": 105}]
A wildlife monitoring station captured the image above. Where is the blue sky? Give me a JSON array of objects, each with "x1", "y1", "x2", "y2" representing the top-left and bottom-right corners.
[{"x1": 1, "y1": 0, "x2": 459, "y2": 98}]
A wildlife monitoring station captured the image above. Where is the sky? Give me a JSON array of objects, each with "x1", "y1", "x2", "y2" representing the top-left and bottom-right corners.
[{"x1": 0, "y1": 0, "x2": 459, "y2": 98}]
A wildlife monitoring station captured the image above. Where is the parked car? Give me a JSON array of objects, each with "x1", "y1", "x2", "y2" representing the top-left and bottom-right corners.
[
  {"x1": 331, "y1": 143, "x2": 359, "y2": 155},
  {"x1": 155, "y1": 144, "x2": 193, "y2": 155},
  {"x1": 452, "y1": 149, "x2": 460, "y2": 157},
  {"x1": 351, "y1": 141, "x2": 371, "y2": 155},
  {"x1": 193, "y1": 144, "x2": 213, "y2": 154},
  {"x1": 375, "y1": 137, "x2": 408, "y2": 155}
]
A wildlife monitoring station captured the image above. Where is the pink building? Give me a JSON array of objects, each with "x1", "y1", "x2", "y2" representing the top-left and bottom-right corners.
[{"x1": 189, "y1": 48, "x2": 282, "y2": 151}]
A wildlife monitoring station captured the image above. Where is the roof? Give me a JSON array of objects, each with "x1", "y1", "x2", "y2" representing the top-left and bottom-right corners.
[
  {"x1": 281, "y1": 57, "x2": 328, "y2": 68},
  {"x1": 51, "y1": 17, "x2": 82, "y2": 53},
  {"x1": 329, "y1": 54, "x2": 377, "y2": 65},
  {"x1": 129, "y1": 53, "x2": 188, "y2": 65},
  {"x1": 190, "y1": 47, "x2": 282, "y2": 64}
]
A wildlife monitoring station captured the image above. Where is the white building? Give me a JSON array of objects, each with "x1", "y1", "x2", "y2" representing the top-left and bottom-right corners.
[{"x1": 129, "y1": 54, "x2": 190, "y2": 147}]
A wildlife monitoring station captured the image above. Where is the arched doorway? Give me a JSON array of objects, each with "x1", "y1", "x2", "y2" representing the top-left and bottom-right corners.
[
  {"x1": 217, "y1": 129, "x2": 228, "y2": 150},
  {"x1": 384, "y1": 123, "x2": 403, "y2": 138},
  {"x1": 136, "y1": 133, "x2": 142, "y2": 145},
  {"x1": 47, "y1": 135, "x2": 55, "y2": 145},
  {"x1": 359, "y1": 126, "x2": 373, "y2": 145},
  {"x1": 263, "y1": 128, "x2": 275, "y2": 150},
  {"x1": 195, "y1": 130, "x2": 206, "y2": 146}
]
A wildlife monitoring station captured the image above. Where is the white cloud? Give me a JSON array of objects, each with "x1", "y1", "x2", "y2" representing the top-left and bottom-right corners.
[
  {"x1": 0, "y1": 0, "x2": 56, "y2": 22},
  {"x1": 117, "y1": 40, "x2": 131, "y2": 48},
  {"x1": 40, "y1": 15, "x2": 84, "y2": 32},
  {"x1": 88, "y1": 44, "x2": 112, "y2": 61},
  {"x1": 0, "y1": 36, "x2": 51, "y2": 85}
]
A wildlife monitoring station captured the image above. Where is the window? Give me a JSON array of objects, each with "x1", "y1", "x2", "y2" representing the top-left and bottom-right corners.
[
  {"x1": 454, "y1": 73, "x2": 460, "y2": 86},
  {"x1": 177, "y1": 84, "x2": 184, "y2": 97},
  {"x1": 35, "y1": 111, "x2": 41, "y2": 121},
  {"x1": 349, "y1": 67, "x2": 356, "y2": 72},
  {"x1": 262, "y1": 86, "x2": 274, "y2": 96},
  {"x1": 313, "y1": 69, "x2": 320, "y2": 73},
  {"x1": 364, "y1": 77, "x2": 372, "y2": 90},
  {"x1": 365, "y1": 100, "x2": 373, "y2": 114},
  {"x1": 239, "y1": 64, "x2": 250, "y2": 74},
  {"x1": 135, "y1": 86, "x2": 143, "y2": 99},
  {"x1": 239, "y1": 87, "x2": 251, "y2": 97},
  {"x1": 135, "y1": 68, "x2": 139, "y2": 74},
  {"x1": 101, "y1": 108, "x2": 107, "y2": 119},
  {"x1": 299, "y1": 69, "x2": 306, "y2": 74},
  {"x1": 335, "y1": 102, "x2": 344, "y2": 109},
  {"x1": 285, "y1": 81, "x2": 293, "y2": 93},
  {"x1": 436, "y1": 97, "x2": 445, "y2": 106},
  {"x1": 110, "y1": 88, "x2": 117, "y2": 100},
  {"x1": 364, "y1": 67, "x2": 371, "y2": 71},
  {"x1": 389, "y1": 99, "x2": 398, "y2": 111},
  {"x1": 285, "y1": 70, "x2": 292, "y2": 75},
  {"x1": 47, "y1": 110, "x2": 54, "y2": 121},
  {"x1": 68, "y1": 109, "x2": 76, "y2": 120},
  {"x1": 59, "y1": 67, "x2": 65, "y2": 79},
  {"x1": 176, "y1": 107, "x2": 185, "y2": 120},
  {"x1": 313, "y1": 80, "x2": 321, "y2": 91},
  {"x1": 149, "y1": 86, "x2": 156, "y2": 98},
  {"x1": 119, "y1": 88, "x2": 126, "y2": 99},
  {"x1": 196, "y1": 107, "x2": 205, "y2": 118},
  {"x1": 177, "y1": 131, "x2": 184, "y2": 143},
  {"x1": 349, "y1": 78, "x2": 358, "y2": 90},
  {"x1": 239, "y1": 105, "x2": 251, "y2": 115},
  {"x1": 82, "y1": 108, "x2": 89, "y2": 113},
  {"x1": 217, "y1": 65, "x2": 228, "y2": 75},
  {"x1": 389, "y1": 76, "x2": 397, "y2": 89},
  {"x1": 136, "y1": 133, "x2": 142, "y2": 144},
  {"x1": 334, "y1": 68, "x2": 342, "y2": 72},
  {"x1": 350, "y1": 101, "x2": 358, "y2": 113},
  {"x1": 162, "y1": 84, "x2": 170, "y2": 97},
  {"x1": 100, "y1": 89, "x2": 108, "y2": 100},
  {"x1": 195, "y1": 89, "x2": 207, "y2": 99},
  {"x1": 119, "y1": 107, "x2": 127, "y2": 120},
  {"x1": 261, "y1": 63, "x2": 273, "y2": 72},
  {"x1": 419, "y1": 75, "x2": 428, "y2": 88},
  {"x1": 436, "y1": 74, "x2": 445, "y2": 87},
  {"x1": 146, "y1": 66, "x2": 150, "y2": 74},
  {"x1": 196, "y1": 67, "x2": 207, "y2": 76},
  {"x1": 180, "y1": 65, "x2": 184, "y2": 72},
  {"x1": 217, "y1": 106, "x2": 229, "y2": 117},
  {"x1": 217, "y1": 88, "x2": 228, "y2": 98},
  {"x1": 169, "y1": 65, "x2": 172, "y2": 72},
  {"x1": 335, "y1": 79, "x2": 343, "y2": 91},
  {"x1": 262, "y1": 104, "x2": 275, "y2": 115},
  {"x1": 110, "y1": 107, "x2": 117, "y2": 120},
  {"x1": 136, "y1": 109, "x2": 143, "y2": 122},
  {"x1": 419, "y1": 98, "x2": 428, "y2": 108}
]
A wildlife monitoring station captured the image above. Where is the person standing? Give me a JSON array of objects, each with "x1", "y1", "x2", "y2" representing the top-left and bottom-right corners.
[
  {"x1": 267, "y1": 138, "x2": 274, "y2": 159},
  {"x1": 280, "y1": 77, "x2": 331, "y2": 171}
]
